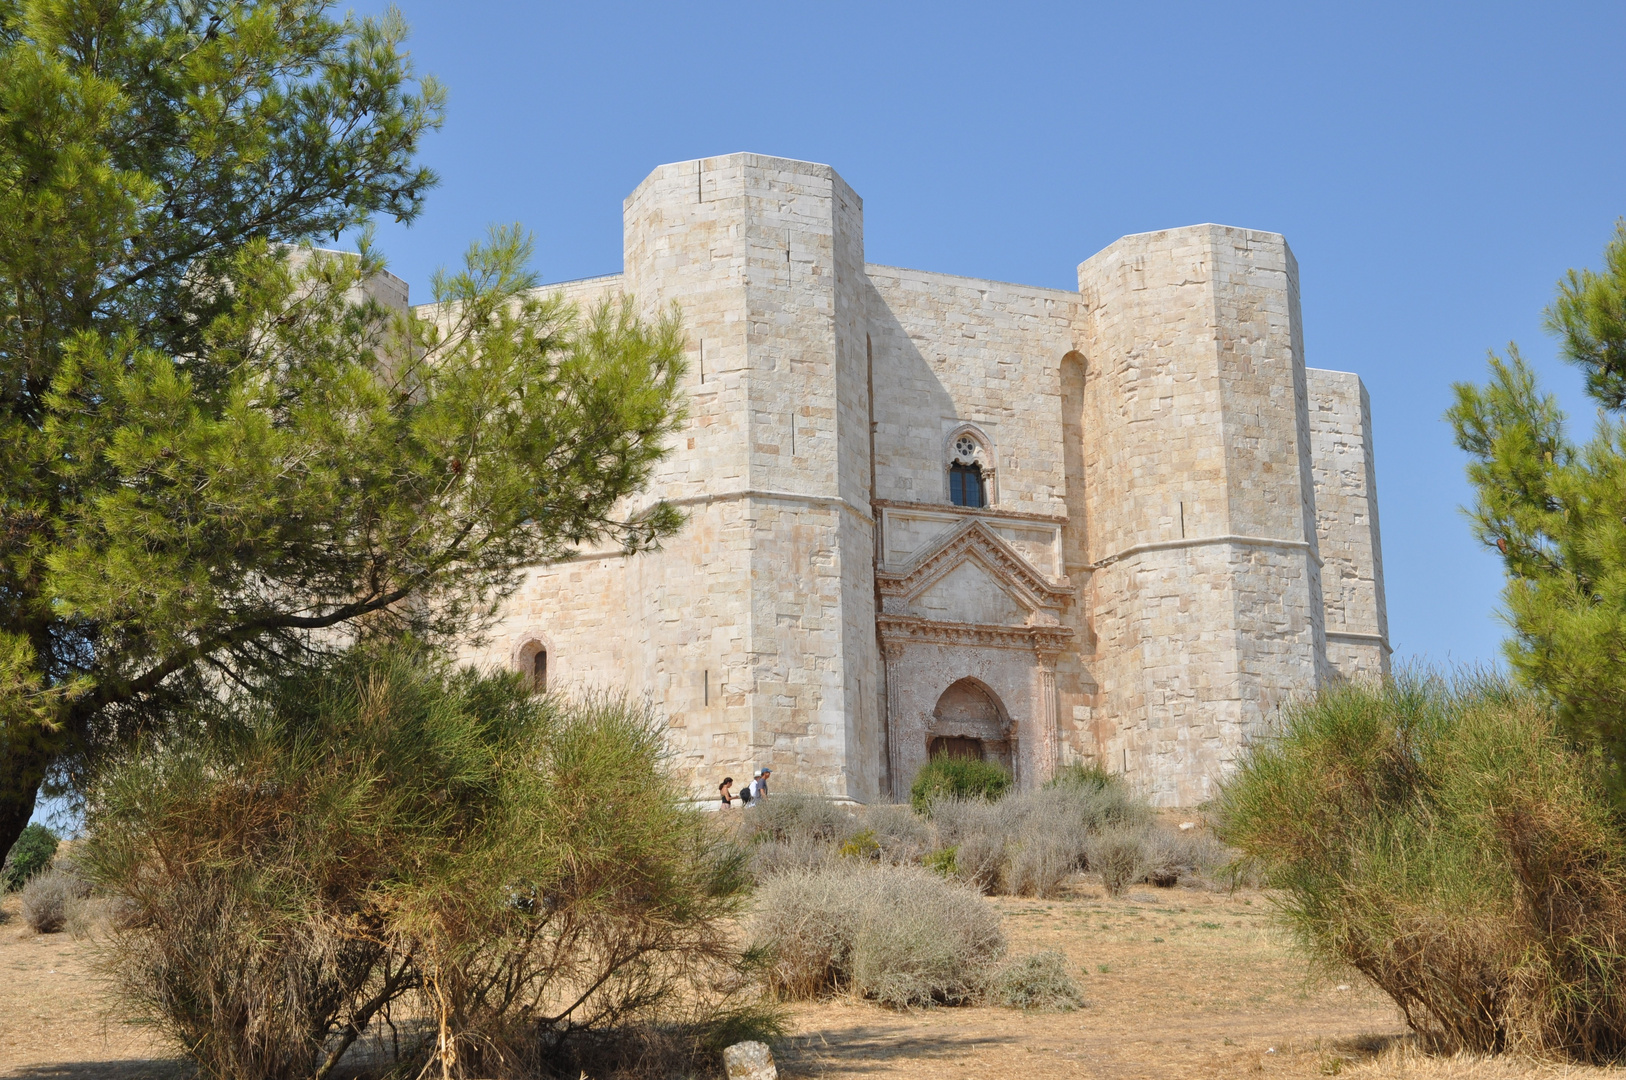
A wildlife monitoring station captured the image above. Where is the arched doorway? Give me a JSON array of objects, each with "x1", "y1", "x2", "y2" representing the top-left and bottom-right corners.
[{"x1": 927, "y1": 679, "x2": 1013, "y2": 774}]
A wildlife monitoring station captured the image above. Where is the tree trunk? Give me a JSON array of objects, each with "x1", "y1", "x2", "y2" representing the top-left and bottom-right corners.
[{"x1": 0, "y1": 744, "x2": 49, "y2": 861}]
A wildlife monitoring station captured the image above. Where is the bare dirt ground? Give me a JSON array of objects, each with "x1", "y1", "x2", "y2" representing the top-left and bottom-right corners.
[
  {"x1": 0, "y1": 895, "x2": 172, "y2": 1079},
  {"x1": 2, "y1": 886, "x2": 1621, "y2": 1079}
]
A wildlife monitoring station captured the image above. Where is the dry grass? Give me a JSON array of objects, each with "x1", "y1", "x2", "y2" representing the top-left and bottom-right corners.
[{"x1": 8, "y1": 884, "x2": 1626, "y2": 1078}]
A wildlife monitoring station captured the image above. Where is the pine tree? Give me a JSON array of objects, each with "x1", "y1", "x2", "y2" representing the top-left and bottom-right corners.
[
  {"x1": 0, "y1": 2, "x2": 686, "y2": 856},
  {"x1": 1449, "y1": 221, "x2": 1626, "y2": 789}
]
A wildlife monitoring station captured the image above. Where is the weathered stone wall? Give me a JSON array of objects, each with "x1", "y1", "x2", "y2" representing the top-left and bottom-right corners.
[
  {"x1": 622, "y1": 155, "x2": 882, "y2": 800},
  {"x1": 438, "y1": 156, "x2": 1389, "y2": 807},
  {"x1": 865, "y1": 266, "x2": 1076, "y2": 514},
  {"x1": 1307, "y1": 367, "x2": 1390, "y2": 679},
  {"x1": 1077, "y1": 225, "x2": 1328, "y2": 805},
  {"x1": 862, "y1": 266, "x2": 1089, "y2": 789}
]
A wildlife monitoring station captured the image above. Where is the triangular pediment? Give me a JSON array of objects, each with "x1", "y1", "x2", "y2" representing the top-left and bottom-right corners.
[
  {"x1": 876, "y1": 519, "x2": 1073, "y2": 626},
  {"x1": 911, "y1": 557, "x2": 1031, "y2": 626}
]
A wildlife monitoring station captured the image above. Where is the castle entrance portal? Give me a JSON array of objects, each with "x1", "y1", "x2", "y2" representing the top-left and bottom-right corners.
[{"x1": 926, "y1": 679, "x2": 1012, "y2": 773}]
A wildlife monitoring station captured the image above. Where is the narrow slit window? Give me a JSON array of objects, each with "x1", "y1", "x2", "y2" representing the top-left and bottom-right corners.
[
  {"x1": 949, "y1": 463, "x2": 986, "y2": 508},
  {"x1": 532, "y1": 649, "x2": 547, "y2": 695}
]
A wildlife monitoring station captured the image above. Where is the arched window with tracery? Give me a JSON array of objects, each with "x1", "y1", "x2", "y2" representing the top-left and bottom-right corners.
[{"x1": 948, "y1": 432, "x2": 990, "y2": 508}]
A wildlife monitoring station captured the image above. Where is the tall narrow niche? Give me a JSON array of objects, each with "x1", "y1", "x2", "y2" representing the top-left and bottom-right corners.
[{"x1": 1061, "y1": 351, "x2": 1089, "y2": 578}]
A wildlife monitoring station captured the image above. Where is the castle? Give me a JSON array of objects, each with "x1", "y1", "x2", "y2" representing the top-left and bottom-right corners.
[{"x1": 454, "y1": 153, "x2": 1389, "y2": 807}]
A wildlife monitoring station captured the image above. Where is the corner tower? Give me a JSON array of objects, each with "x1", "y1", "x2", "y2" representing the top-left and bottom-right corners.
[
  {"x1": 1077, "y1": 225, "x2": 1329, "y2": 805},
  {"x1": 621, "y1": 154, "x2": 882, "y2": 800}
]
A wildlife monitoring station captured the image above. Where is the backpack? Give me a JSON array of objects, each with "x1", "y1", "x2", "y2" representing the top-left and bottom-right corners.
[{"x1": 738, "y1": 785, "x2": 753, "y2": 805}]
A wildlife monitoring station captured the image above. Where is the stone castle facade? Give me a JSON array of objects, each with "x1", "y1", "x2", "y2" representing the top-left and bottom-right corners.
[{"x1": 449, "y1": 153, "x2": 1389, "y2": 807}]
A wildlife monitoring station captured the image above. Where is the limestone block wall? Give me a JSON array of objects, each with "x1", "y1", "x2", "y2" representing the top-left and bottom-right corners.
[
  {"x1": 865, "y1": 267, "x2": 1075, "y2": 514},
  {"x1": 1307, "y1": 368, "x2": 1390, "y2": 679},
  {"x1": 438, "y1": 155, "x2": 1389, "y2": 808},
  {"x1": 470, "y1": 554, "x2": 632, "y2": 694},
  {"x1": 838, "y1": 508, "x2": 885, "y2": 797},
  {"x1": 864, "y1": 267, "x2": 1088, "y2": 774},
  {"x1": 622, "y1": 154, "x2": 882, "y2": 801},
  {"x1": 1077, "y1": 225, "x2": 1328, "y2": 805},
  {"x1": 626, "y1": 500, "x2": 758, "y2": 784}
]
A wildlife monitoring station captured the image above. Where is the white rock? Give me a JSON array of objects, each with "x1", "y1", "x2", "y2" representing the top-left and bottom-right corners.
[{"x1": 723, "y1": 1040, "x2": 777, "y2": 1080}]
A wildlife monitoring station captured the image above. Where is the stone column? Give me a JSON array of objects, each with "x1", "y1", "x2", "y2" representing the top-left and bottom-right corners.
[
  {"x1": 1034, "y1": 649, "x2": 1060, "y2": 785},
  {"x1": 883, "y1": 639, "x2": 907, "y2": 801}
]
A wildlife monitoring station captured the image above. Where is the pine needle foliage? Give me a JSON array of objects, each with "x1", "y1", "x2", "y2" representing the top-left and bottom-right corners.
[
  {"x1": 1448, "y1": 220, "x2": 1626, "y2": 793},
  {"x1": 1217, "y1": 673, "x2": 1626, "y2": 1060},
  {"x1": 0, "y1": 0, "x2": 687, "y2": 862},
  {"x1": 79, "y1": 645, "x2": 753, "y2": 1080}
]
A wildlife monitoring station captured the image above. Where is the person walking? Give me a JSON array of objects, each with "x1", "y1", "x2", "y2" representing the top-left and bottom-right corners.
[
  {"x1": 718, "y1": 777, "x2": 734, "y2": 808},
  {"x1": 746, "y1": 767, "x2": 771, "y2": 803}
]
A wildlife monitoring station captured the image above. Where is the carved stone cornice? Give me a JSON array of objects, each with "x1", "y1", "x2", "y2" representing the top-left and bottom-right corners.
[
  {"x1": 872, "y1": 498, "x2": 1068, "y2": 526},
  {"x1": 877, "y1": 614, "x2": 1074, "y2": 655}
]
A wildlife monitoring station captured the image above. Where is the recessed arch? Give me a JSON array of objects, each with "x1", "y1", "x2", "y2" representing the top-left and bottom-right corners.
[
  {"x1": 511, "y1": 630, "x2": 555, "y2": 696},
  {"x1": 927, "y1": 677, "x2": 1012, "y2": 773}
]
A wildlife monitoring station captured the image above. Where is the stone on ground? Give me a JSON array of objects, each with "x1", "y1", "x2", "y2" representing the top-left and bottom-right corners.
[{"x1": 723, "y1": 1039, "x2": 777, "y2": 1080}]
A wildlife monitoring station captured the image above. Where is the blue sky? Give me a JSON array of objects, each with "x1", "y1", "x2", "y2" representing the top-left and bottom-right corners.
[{"x1": 353, "y1": 0, "x2": 1623, "y2": 671}]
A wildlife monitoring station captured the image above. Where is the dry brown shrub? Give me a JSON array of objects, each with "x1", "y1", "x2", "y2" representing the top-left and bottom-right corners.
[
  {"x1": 989, "y1": 950, "x2": 1085, "y2": 1011},
  {"x1": 82, "y1": 649, "x2": 768, "y2": 1080},
  {"x1": 1219, "y1": 673, "x2": 1626, "y2": 1061},
  {"x1": 749, "y1": 862, "x2": 1005, "y2": 1008},
  {"x1": 19, "y1": 864, "x2": 91, "y2": 934}
]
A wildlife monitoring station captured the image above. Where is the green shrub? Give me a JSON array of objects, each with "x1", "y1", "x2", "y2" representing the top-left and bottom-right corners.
[
  {"x1": 839, "y1": 828, "x2": 880, "y2": 859},
  {"x1": 1217, "y1": 672, "x2": 1626, "y2": 1060},
  {"x1": 749, "y1": 863, "x2": 1006, "y2": 1008},
  {"x1": 923, "y1": 847, "x2": 959, "y2": 877},
  {"x1": 82, "y1": 645, "x2": 761, "y2": 1080},
  {"x1": 1048, "y1": 762, "x2": 1114, "y2": 791},
  {"x1": 2, "y1": 823, "x2": 58, "y2": 892},
  {"x1": 910, "y1": 755, "x2": 1012, "y2": 812},
  {"x1": 990, "y1": 950, "x2": 1085, "y2": 1011}
]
